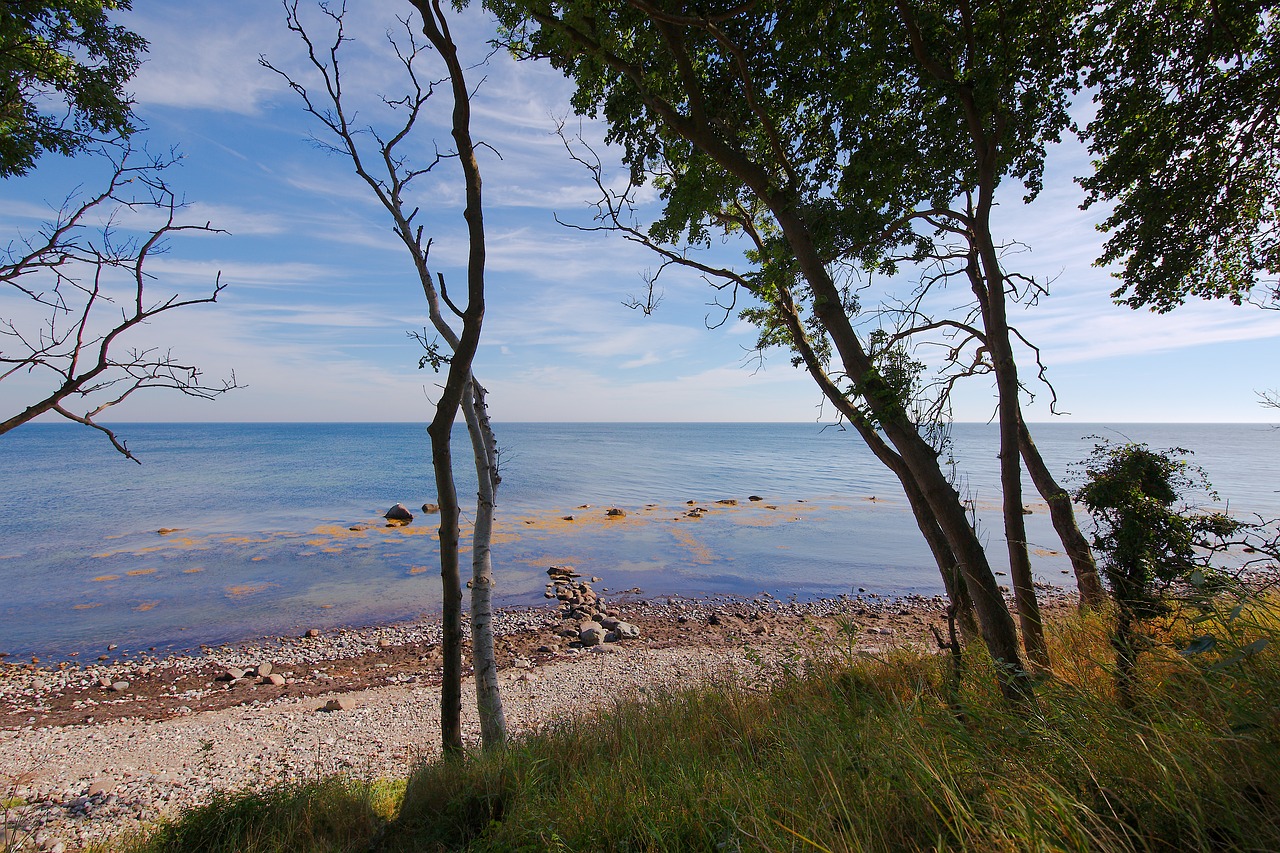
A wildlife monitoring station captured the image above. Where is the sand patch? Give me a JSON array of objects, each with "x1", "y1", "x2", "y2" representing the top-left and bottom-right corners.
[
  {"x1": 183, "y1": 567, "x2": 204, "y2": 574},
  {"x1": 71, "y1": 602, "x2": 102, "y2": 610},
  {"x1": 224, "y1": 582, "x2": 278, "y2": 598},
  {"x1": 133, "y1": 601, "x2": 160, "y2": 612},
  {"x1": 670, "y1": 528, "x2": 715, "y2": 565},
  {"x1": 407, "y1": 566, "x2": 431, "y2": 575},
  {"x1": 92, "y1": 575, "x2": 120, "y2": 582},
  {"x1": 125, "y1": 569, "x2": 156, "y2": 577}
]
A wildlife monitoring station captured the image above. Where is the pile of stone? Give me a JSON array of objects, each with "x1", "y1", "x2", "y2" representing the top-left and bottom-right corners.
[{"x1": 544, "y1": 566, "x2": 641, "y2": 647}]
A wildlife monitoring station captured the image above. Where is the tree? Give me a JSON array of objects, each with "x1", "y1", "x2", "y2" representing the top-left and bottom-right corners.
[
  {"x1": 0, "y1": 1, "x2": 147, "y2": 177},
  {"x1": 0, "y1": 146, "x2": 237, "y2": 460},
  {"x1": 1077, "y1": 441, "x2": 1239, "y2": 705},
  {"x1": 1081, "y1": 0, "x2": 1280, "y2": 312},
  {"x1": 494, "y1": 0, "x2": 1037, "y2": 700},
  {"x1": 263, "y1": 0, "x2": 507, "y2": 754}
]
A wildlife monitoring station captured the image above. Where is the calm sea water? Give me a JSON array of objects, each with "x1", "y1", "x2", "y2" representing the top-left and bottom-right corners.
[{"x1": 1, "y1": 422, "x2": 1277, "y2": 659}]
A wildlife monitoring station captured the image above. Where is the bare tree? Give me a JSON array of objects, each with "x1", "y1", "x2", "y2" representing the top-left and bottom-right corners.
[
  {"x1": 0, "y1": 146, "x2": 238, "y2": 461},
  {"x1": 263, "y1": 0, "x2": 506, "y2": 754}
]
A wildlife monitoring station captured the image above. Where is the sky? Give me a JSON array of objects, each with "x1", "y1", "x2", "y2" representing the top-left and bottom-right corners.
[{"x1": 2, "y1": 0, "x2": 1278, "y2": 425}]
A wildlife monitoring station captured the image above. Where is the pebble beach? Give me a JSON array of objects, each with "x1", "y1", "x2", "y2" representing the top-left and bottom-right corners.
[{"x1": 0, "y1": 579, "x2": 1080, "y2": 852}]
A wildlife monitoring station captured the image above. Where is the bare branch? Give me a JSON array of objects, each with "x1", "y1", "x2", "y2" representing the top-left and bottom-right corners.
[{"x1": 1, "y1": 147, "x2": 240, "y2": 458}]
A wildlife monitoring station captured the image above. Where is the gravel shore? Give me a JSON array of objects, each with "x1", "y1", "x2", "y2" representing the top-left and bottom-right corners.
[{"x1": 0, "y1": 585, "x2": 1078, "y2": 852}]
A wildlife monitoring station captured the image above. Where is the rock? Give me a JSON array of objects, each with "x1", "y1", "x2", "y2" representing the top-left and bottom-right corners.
[
  {"x1": 421, "y1": 503, "x2": 440, "y2": 513},
  {"x1": 715, "y1": 499, "x2": 738, "y2": 505},
  {"x1": 377, "y1": 638, "x2": 392, "y2": 649},
  {"x1": 217, "y1": 668, "x2": 245, "y2": 682},
  {"x1": 748, "y1": 495, "x2": 763, "y2": 501},
  {"x1": 110, "y1": 681, "x2": 130, "y2": 692},
  {"x1": 255, "y1": 662, "x2": 273, "y2": 677},
  {"x1": 322, "y1": 697, "x2": 355, "y2": 712},
  {"x1": 536, "y1": 645, "x2": 556, "y2": 654},
  {"x1": 87, "y1": 779, "x2": 114, "y2": 797},
  {"x1": 605, "y1": 507, "x2": 626, "y2": 517},
  {"x1": 385, "y1": 503, "x2": 413, "y2": 522},
  {"x1": 305, "y1": 628, "x2": 321, "y2": 638},
  {"x1": 579, "y1": 623, "x2": 606, "y2": 646},
  {"x1": 263, "y1": 673, "x2": 285, "y2": 686},
  {"x1": 707, "y1": 612, "x2": 722, "y2": 626},
  {"x1": 97, "y1": 677, "x2": 112, "y2": 689},
  {"x1": 600, "y1": 617, "x2": 620, "y2": 630},
  {"x1": 512, "y1": 657, "x2": 532, "y2": 669},
  {"x1": 547, "y1": 565, "x2": 577, "y2": 579},
  {"x1": 107, "y1": 644, "x2": 118, "y2": 651},
  {"x1": 615, "y1": 622, "x2": 641, "y2": 640}
]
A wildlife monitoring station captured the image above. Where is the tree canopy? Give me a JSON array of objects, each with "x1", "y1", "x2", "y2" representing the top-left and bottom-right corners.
[
  {"x1": 0, "y1": 0, "x2": 146, "y2": 177},
  {"x1": 1081, "y1": 0, "x2": 1280, "y2": 311}
]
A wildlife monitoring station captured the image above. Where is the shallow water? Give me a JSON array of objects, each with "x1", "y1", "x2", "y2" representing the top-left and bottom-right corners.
[{"x1": 1, "y1": 422, "x2": 1276, "y2": 659}]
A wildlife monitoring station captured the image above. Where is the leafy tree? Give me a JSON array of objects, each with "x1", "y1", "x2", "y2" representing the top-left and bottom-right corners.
[
  {"x1": 1076, "y1": 441, "x2": 1239, "y2": 704},
  {"x1": 0, "y1": 0, "x2": 147, "y2": 177},
  {"x1": 1081, "y1": 0, "x2": 1280, "y2": 311},
  {"x1": 492, "y1": 0, "x2": 1040, "y2": 699}
]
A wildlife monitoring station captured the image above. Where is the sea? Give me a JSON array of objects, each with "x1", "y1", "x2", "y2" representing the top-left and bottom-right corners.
[{"x1": 1, "y1": 422, "x2": 1277, "y2": 660}]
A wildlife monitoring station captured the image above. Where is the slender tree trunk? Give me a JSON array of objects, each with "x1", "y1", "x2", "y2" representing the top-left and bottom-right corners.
[
  {"x1": 412, "y1": 0, "x2": 490, "y2": 757},
  {"x1": 968, "y1": 183, "x2": 1050, "y2": 670},
  {"x1": 462, "y1": 378, "x2": 507, "y2": 748},
  {"x1": 1016, "y1": 417, "x2": 1108, "y2": 609},
  {"x1": 426, "y1": 416, "x2": 465, "y2": 756}
]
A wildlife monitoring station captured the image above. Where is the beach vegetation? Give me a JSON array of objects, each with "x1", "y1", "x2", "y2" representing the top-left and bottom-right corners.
[
  {"x1": 121, "y1": 600, "x2": 1280, "y2": 852},
  {"x1": 1077, "y1": 440, "x2": 1246, "y2": 705}
]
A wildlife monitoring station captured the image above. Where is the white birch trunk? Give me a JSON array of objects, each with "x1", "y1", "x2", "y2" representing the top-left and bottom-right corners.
[{"x1": 461, "y1": 377, "x2": 507, "y2": 748}]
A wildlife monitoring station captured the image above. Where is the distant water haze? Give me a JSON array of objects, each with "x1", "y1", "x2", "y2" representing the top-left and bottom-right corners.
[{"x1": 1, "y1": 422, "x2": 1277, "y2": 660}]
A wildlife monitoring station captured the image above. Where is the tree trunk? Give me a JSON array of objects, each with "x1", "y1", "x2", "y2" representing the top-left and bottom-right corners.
[
  {"x1": 1017, "y1": 417, "x2": 1108, "y2": 609},
  {"x1": 969, "y1": 188, "x2": 1050, "y2": 670},
  {"x1": 770, "y1": 284, "x2": 980, "y2": 640},
  {"x1": 426, "y1": 415, "x2": 464, "y2": 756},
  {"x1": 462, "y1": 378, "x2": 507, "y2": 749}
]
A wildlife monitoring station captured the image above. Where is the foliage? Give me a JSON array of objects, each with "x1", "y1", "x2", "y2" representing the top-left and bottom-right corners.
[
  {"x1": 1081, "y1": 0, "x2": 1280, "y2": 311},
  {"x1": 0, "y1": 0, "x2": 146, "y2": 177},
  {"x1": 119, "y1": 604, "x2": 1280, "y2": 853},
  {"x1": 1076, "y1": 440, "x2": 1239, "y2": 618}
]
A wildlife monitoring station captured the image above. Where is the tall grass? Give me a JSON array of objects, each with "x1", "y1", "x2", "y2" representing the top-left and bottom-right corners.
[{"x1": 121, "y1": 601, "x2": 1280, "y2": 852}]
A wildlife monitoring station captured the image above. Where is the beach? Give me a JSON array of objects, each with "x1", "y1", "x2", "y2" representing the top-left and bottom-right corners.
[{"x1": 0, "y1": 584, "x2": 1079, "y2": 852}]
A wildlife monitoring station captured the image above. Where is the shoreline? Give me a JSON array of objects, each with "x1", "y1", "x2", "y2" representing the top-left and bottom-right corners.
[{"x1": 0, "y1": 584, "x2": 1080, "y2": 851}]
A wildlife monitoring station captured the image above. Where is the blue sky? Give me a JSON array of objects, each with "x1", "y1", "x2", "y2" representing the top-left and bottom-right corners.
[{"x1": 2, "y1": 0, "x2": 1278, "y2": 424}]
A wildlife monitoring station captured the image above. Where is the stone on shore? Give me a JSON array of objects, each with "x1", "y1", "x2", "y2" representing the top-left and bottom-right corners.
[
  {"x1": 579, "y1": 622, "x2": 606, "y2": 646},
  {"x1": 385, "y1": 503, "x2": 413, "y2": 522},
  {"x1": 322, "y1": 697, "x2": 355, "y2": 712},
  {"x1": 605, "y1": 507, "x2": 626, "y2": 517},
  {"x1": 421, "y1": 503, "x2": 440, "y2": 513}
]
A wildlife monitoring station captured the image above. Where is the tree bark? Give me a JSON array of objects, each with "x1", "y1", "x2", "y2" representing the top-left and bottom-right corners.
[
  {"x1": 1017, "y1": 416, "x2": 1109, "y2": 609},
  {"x1": 462, "y1": 378, "x2": 508, "y2": 748}
]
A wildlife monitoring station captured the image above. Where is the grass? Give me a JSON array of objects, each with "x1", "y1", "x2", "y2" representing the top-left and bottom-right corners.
[{"x1": 118, "y1": 599, "x2": 1280, "y2": 852}]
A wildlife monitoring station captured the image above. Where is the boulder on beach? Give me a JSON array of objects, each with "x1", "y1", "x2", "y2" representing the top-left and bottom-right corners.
[
  {"x1": 421, "y1": 503, "x2": 440, "y2": 514},
  {"x1": 605, "y1": 507, "x2": 626, "y2": 518},
  {"x1": 385, "y1": 503, "x2": 414, "y2": 522}
]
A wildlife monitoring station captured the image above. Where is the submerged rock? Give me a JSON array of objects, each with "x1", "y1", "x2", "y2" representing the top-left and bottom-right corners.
[{"x1": 385, "y1": 503, "x2": 413, "y2": 522}]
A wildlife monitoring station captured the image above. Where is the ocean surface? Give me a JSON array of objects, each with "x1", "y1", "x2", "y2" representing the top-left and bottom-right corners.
[{"x1": 2, "y1": 422, "x2": 1277, "y2": 660}]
